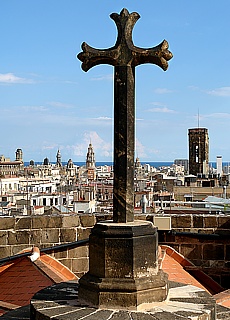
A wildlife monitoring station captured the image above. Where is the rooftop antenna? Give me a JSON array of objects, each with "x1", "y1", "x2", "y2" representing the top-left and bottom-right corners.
[{"x1": 197, "y1": 108, "x2": 200, "y2": 128}]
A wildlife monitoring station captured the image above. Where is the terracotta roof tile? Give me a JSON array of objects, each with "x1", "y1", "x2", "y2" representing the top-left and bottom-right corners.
[
  {"x1": 160, "y1": 245, "x2": 224, "y2": 295},
  {"x1": 214, "y1": 289, "x2": 230, "y2": 308},
  {"x1": 0, "y1": 247, "x2": 77, "y2": 308}
]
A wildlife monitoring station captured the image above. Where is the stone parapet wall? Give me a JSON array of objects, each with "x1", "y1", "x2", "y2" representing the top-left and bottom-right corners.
[
  {"x1": 1, "y1": 213, "x2": 230, "y2": 286},
  {"x1": 0, "y1": 214, "x2": 104, "y2": 278},
  {"x1": 150, "y1": 213, "x2": 230, "y2": 288}
]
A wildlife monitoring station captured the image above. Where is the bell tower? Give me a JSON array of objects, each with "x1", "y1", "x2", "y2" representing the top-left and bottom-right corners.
[
  {"x1": 188, "y1": 128, "x2": 209, "y2": 176},
  {"x1": 86, "y1": 142, "x2": 95, "y2": 169}
]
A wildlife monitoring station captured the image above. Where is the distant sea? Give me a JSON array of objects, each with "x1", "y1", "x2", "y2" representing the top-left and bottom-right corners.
[
  {"x1": 24, "y1": 161, "x2": 227, "y2": 169},
  {"x1": 24, "y1": 161, "x2": 173, "y2": 168}
]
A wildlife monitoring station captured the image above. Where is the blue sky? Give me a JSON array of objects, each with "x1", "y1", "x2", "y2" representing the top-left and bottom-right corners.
[{"x1": 1, "y1": 1, "x2": 230, "y2": 163}]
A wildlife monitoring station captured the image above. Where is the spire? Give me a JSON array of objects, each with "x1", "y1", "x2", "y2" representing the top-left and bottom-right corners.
[
  {"x1": 86, "y1": 142, "x2": 95, "y2": 169},
  {"x1": 56, "y1": 149, "x2": 62, "y2": 167}
]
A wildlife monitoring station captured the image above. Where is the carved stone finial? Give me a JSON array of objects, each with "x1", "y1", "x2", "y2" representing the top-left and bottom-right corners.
[{"x1": 77, "y1": 8, "x2": 173, "y2": 71}]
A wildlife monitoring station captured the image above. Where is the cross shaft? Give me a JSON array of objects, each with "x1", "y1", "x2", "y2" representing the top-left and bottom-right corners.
[{"x1": 77, "y1": 8, "x2": 173, "y2": 223}]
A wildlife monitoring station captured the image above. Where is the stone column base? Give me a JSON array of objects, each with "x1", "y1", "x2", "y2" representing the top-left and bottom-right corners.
[{"x1": 78, "y1": 220, "x2": 169, "y2": 310}]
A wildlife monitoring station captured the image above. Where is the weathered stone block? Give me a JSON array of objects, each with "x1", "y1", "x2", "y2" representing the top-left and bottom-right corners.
[
  {"x1": 204, "y1": 216, "x2": 218, "y2": 228},
  {"x1": 12, "y1": 244, "x2": 31, "y2": 255},
  {"x1": 0, "y1": 231, "x2": 7, "y2": 245},
  {"x1": 60, "y1": 228, "x2": 77, "y2": 243},
  {"x1": 225, "y1": 245, "x2": 230, "y2": 260},
  {"x1": 77, "y1": 227, "x2": 92, "y2": 240},
  {"x1": 62, "y1": 215, "x2": 80, "y2": 228},
  {"x1": 0, "y1": 245, "x2": 11, "y2": 258},
  {"x1": 72, "y1": 257, "x2": 89, "y2": 274},
  {"x1": 79, "y1": 215, "x2": 96, "y2": 227},
  {"x1": 175, "y1": 235, "x2": 199, "y2": 244},
  {"x1": 218, "y1": 216, "x2": 230, "y2": 229},
  {"x1": 29, "y1": 229, "x2": 42, "y2": 245},
  {"x1": 54, "y1": 250, "x2": 68, "y2": 259},
  {"x1": 0, "y1": 217, "x2": 15, "y2": 230},
  {"x1": 203, "y1": 244, "x2": 224, "y2": 260},
  {"x1": 171, "y1": 215, "x2": 192, "y2": 228},
  {"x1": 8, "y1": 230, "x2": 30, "y2": 245},
  {"x1": 68, "y1": 245, "x2": 89, "y2": 259},
  {"x1": 41, "y1": 229, "x2": 59, "y2": 244},
  {"x1": 32, "y1": 215, "x2": 62, "y2": 229},
  {"x1": 193, "y1": 215, "x2": 203, "y2": 228},
  {"x1": 15, "y1": 216, "x2": 32, "y2": 230},
  {"x1": 180, "y1": 244, "x2": 202, "y2": 260}
]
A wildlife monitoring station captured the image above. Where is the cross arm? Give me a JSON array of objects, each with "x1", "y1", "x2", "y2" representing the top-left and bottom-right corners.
[
  {"x1": 77, "y1": 42, "x2": 118, "y2": 72},
  {"x1": 132, "y1": 40, "x2": 173, "y2": 71}
]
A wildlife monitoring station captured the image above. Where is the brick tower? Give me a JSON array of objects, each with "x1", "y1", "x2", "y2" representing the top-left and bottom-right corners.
[{"x1": 188, "y1": 128, "x2": 209, "y2": 176}]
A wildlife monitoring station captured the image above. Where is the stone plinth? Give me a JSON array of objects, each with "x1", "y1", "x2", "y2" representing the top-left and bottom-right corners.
[
  {"x1": 78, "y1": 220, "x2": 168, "y2": 310},
  {"x1": 30, "y1": 281, "x2": 217, "y2": 320}
]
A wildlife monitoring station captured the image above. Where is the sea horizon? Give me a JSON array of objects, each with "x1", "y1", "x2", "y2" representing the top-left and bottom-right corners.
[{"x1": 23, "y1": 161, "x2": 226, "y2": 169}]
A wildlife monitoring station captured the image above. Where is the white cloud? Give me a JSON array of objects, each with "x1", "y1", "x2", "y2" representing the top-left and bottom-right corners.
[
  {"x1": 48, "y1": 101, "x2": 74, "y2": 109},
  {"x1": 69, "y1": 131, "x2": 112, "y2": 158},
  {"x1": 153, "y1": 88, "x2": 172, "y2": 94},
  {"x1": 204, "y1": 112, "x2": 230, "y2": 119},
  {"x1": 148, "y1": 107, "x2": 175, "y2": 113},
  {"x1": 92, "y1": 116, "x2": 112, "y2": 121},
  {"x1": 206, "y1": 87, "x2": 230, "y2": 97},
  {"x1": 135, "y1": 139, "x2": 147, "y2": 159},
  {"x1": 0, "y1": 73, "x2": 33, "y2": 84},
  {"x1": 150, "y1": 102, "x2": 167, "y2": 107},
  {"x1": 21, "y1": 105, "x2": 48, "y2": 112},
  {"x1": 91, "y1": 74, "x2": 113, "y2": 81}
]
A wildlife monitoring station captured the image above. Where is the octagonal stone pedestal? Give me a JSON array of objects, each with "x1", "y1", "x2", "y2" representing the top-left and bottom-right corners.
[
  {"x1": 30, "y1": 281, "x2": 217, "y2": 320},
  {"x1": 78, "y1": 221, "x2": 168, "y2": 310}
]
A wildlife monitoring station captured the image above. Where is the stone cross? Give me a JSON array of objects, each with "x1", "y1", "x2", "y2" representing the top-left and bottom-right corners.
[{"x1": 77, "y1": 8, "x2": 172, "y2": 223}]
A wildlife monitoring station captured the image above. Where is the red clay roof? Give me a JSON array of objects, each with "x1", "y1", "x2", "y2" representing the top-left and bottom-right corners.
[
  {"x1": 0, "y1": 247, "x2": 77, "y2": 313},
  {"x1": 214, "y1": 289, "x2": 230, "y2": 308},
  {"x1": 160, "y1": 245, "x2": 224, "y2": 295}
]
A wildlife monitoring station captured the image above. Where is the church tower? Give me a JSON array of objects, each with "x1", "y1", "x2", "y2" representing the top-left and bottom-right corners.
[
  {"x1": 86, "y1": 143, "x2": 95, "y2": 169},
  {"x1": 15, "y1": 148, "x2": 23, "y2": 163},
  {"x1": 188, "y1": 128, "x2": 209, "y2": 176},
  {"x1": 56, "y1": 149, "x2": 62, "y2": 167}
]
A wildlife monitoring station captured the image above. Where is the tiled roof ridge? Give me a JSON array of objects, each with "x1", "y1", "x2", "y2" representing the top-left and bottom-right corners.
[
  {"x1": 160, "y1": 244, "x2": 224, "y2": 295},
  {"x1": 214, "y1": 289, "x2": 230, "y2": 306},
  {"x1": 35, "y1": 252, "x2": 77, "y2": 283},
  {"x1": 0, "y1": 300, "x2": 20, "y2": 311},
  {"x1": 32, "y1": 258, "x2": 66, "y2": 283}
]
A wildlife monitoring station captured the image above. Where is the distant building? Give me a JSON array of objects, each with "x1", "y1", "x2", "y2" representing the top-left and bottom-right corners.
[
  {"x1": 86, "y1": 143, "x2": 96, "y2": 180},
  {"x1": 86, "y1": 143, "x2": 95, "y2": 169},
  {"x1": 56, "y1": 149, "x2": 62, "y2": 167},
  {"x1": 43, "y1": 157, "x2": 50, "y2": 166},
  {"x1": 0, "y1": 149, "x2": 24, "y2": 177},
  {"x1": 216, "y1": 156, "x2": 223, "y2": 177},
  {"x1": 188, "y1": 128, "x2": 209, "y2": 176},
  {"x1": 174, "y1": 159, "x2": 188, "y2": 173},
  {"x1": 15, "y1": 148, "x2": 23, "y2": 162}
]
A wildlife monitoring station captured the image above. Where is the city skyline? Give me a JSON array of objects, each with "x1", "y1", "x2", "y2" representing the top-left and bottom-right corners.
[{"x1": 1, "y1": 1, "x2": 230, "y2": 162}]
